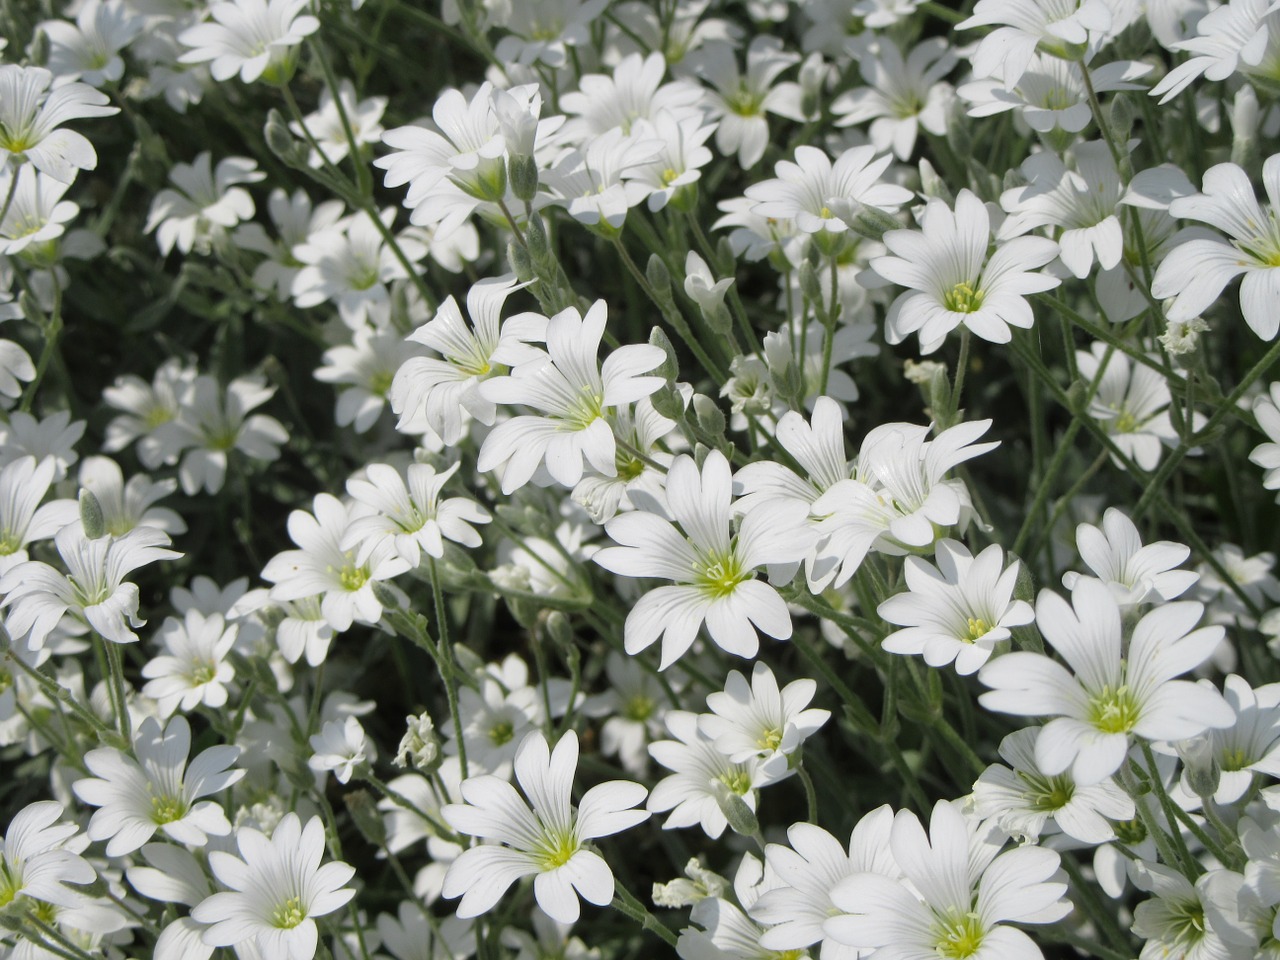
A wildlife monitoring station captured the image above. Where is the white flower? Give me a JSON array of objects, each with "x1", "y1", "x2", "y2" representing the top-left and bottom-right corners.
[
  {"x1": 102, "y1": 358, "x2": 196, "y2": 468},
  {"x1": 1061, "y1": 506, "x2": 1197, "y2": 607},
  {"x1": 878, "y1": 539, "x2": 1034, "y2": 676},
  {"x1": 871, "y1": 188, "x2": 1060, "y2": 354},
  {"x1": 972, "y1": 727, "x2": 1134, "y2": 844},
  {"x1": 178, "y1": 0, "x2": 320, "y2": 84},
  {"x1": 978, "y1": 578, "x2": 1235, "y2": 785},
  {"x1": 593, "y1": 450, "x2": 811, "y2": 669},
  {"x1": 1132, "y1": 863, "x2": 1248, "y2": 960},
  {"x1": 693, "y1": 36, "x2": 804, "y2": 169},
  {"x1": 390, "y1": 275, "x2": 546, "y2": 444},
  {"x1": 290, "y1": 78, "x2": 386, "y2": 168},
  {"x1": 1152, "y1": 156, "x2": 1280, "y2": 341},
  {"x1": 140, "y1": 610, "x2": 238, "y2": 715},
  {"x1": 493, "y1": 0, "x2": 609, "y2": 68},
  {"x1": 1250, "y1": 381, "x2": 1280, "y2": 496},
  {"x1": 581, "y1": 651, "x2": 673, "y2": 776},
  {"x1": 234, "y1": 188, "x2": 345, "y2": 300},
  {"x1": 78, "y1": 455, "x2": 186, "y2": 537},
  {"x1": 378, "y1": 903, "x2": 475, "y2": 960},
  {"x1": 41, "y1": 0, "x2": 143, "y2": 88},
  {"x1": 745, "y1": 144, "x2": 913, "y2": 236},
  {"x1": 145, "y1": 152, "x2": 264, "y2": 256},
  {"x1": 0, "y1": 65, "x2": 117, "y2": 183},
  {"x1": 571, "y1": 396, "x2": 681, "y2": 524},
  {"x1": 291, "y1": 209, "x2": 425, "y2": 328},
  {"x1": 751, "y1": 807, "x2": 902, "y2": 958},
  {"x1": 0, "y1": 455, "x2": 77, "y2": 576},
  {"x1": 343, "y1": 461, "x2": 490, "y2": 567},
  {"x1": 72, "y1": 714, "x2": 243, "y2": 856},
  {"x1": 260, "y1": 492, "x2": 412, "y2": 633},
  {"x1": 153, "y1": 373, "x2": 288, "y2": 495},
  {"x1": 999, "y1": 140, "x2": 1126, "y2": 279},
  {"x1": 0, "y1": 523, "x2": 181, "y2": 650},
  {"x1": 309, "y1": 715, "x2": 375, "y2": 784},
  {"x1": 825, "y1": 801, "x2": 1070, "y2": 958},
  {"x1": 647, "y1": 710, "x2": 777, "y2": 839},
  {"x1": 0, "y1": 409, "x2": 85, "y2": 481},
  {"x1": 191, "y1": 813, "x2": 356, "y2": 960},
  {"x1": 832, "y1": 37, "x2": 956, "y2": 161},
  {"x1": 315, "y1": 326, "x2": 430, "y2": 434},
  {"x1": 442, "y1": 729, "x2": 649, "y2": 924},
  {"x1": 1149, "y1": 0, "x2": 1276, "y2": 103},
  {"x1": 698, "y1": 661, "x2": 830, "y2": 766},
  {"x1": 0, "y1": 165, "x2": 80, "y2": 257},
  {"x1": 1189, "y1": 674, "x2": 1280, "y2": 804},
  {"x1": 559, "y1": 51, "x2": 704, "y2": 140},
  {"x1": 810, "y1": 419, "x2": 998, "y2": 583},
  {"x1": 0, "y1": 802, "x2": 95, "y2": 909},
  {"x1": 629, "y1": 111, "x2": 716, "y2": 211},
  {"x1": 959, "y1": 0, "x2": 1113, "y2": 85},
  {"x1": 1075, "y1": 340, "x2": 1190, "y2": 471},
  {"x1": 958, "y1": 54, "x2": 1151, "y2": 135},
  {"x1": 477, "y1": 299, "x2": 666, "y2": 493},
  {"x1": 542, "y1": 128, "x2": 664, "y2": 230}
]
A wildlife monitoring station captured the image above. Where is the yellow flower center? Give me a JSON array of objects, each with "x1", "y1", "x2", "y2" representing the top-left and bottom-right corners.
[
  {"x1": 1087, "y1": 683, "x2": 1139, "y2": 734},
  {"x1": 271, "y1": 895, "x2": 306, "y2": 929},
  {"x1": 943, "y1": 281, "x2": 985, "y2": 313},
  {"x1": 933, "y1": 910, "x2": 985, "y2": 959},
  {"x1": 963, "y1": 618, "x2": 992, "y2": 643}
]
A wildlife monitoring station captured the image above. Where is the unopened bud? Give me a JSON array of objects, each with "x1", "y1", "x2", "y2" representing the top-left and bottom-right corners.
[
  {"x1": 918, "y1": 159, "x2": 951, "y2": 202},
  {"x1": 264, "y1": 109, "x2": 305, "y2": 166},
  {"x1": 509, "y1": 154, "x2": 539, "y2": 203},
  {"x1": 692, "y1": 393, "x2": 726, "y2": 438},
  {"x1": 28, "y1": 29, "x2": 49, "y2": 66},
  {"x1": 508, "y1": 240, "x2": 535, "y2": 283},
  {"x1": 526, "y1": 213, "x2": 550, "y2": 265},
  {"x1": 849, "y1": 204, "x2": 901, "y2": 241},
  {"x1": 79, "y1": 490, "x2": 105, "y2": 540},
  {"x1": 1178, "y1": 734, "x2": 1221, "y2": 799},
  {"x1": 713, "y1": 781, "x2": 761, "y2": 840},
  {"x1": 649, "y1": 326, "x2": 680, "y2": 380},
  {"x1": 647, "y1": 254, "x2": 674, "y2": 305},
  {"x1": 798, "y1": 261, "x2": 823, "y2": 306},
  {"x1": 1109, "y1": 93, "x2": 1137, "y2": 145},
  {"x1": 1232, "y1": 85, "x2": 1260, "y2": 169}
]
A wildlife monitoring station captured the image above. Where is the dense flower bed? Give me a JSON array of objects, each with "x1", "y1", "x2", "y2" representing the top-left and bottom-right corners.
[{"x1": 2, "y1": 1, "x2": 1280, "y2": 959}]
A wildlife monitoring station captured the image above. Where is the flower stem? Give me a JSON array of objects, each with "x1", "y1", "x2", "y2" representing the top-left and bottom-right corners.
[
  {"x1": 102, "y1": 636, "x2": 132, "y2": 743},
  {"x1": 611, "y1": 879, "x2": 679, "y2": 947},
  {"x1": 430, "y1": 557, "x2": 469, "y2": 780}
]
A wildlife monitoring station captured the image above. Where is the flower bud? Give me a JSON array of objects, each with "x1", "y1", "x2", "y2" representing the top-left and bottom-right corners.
[
  {"x1": 525, "y1": 212, "x2": 551, "y2": 265},
  {"x1": 79, "y1": 490, "x2": 105, "y2": 540},
  {"x1": 713, "y1": 780, "x2": 761, "y2": 839},
  {"x1": 508, "y1": 239, "x2": 535, "y2": 283},
  {"x1": 649, "y1": 326, "x2": 680, "y2": 381},
  {"x1": 264, "y1": 109, "x2": 307, "y2": 168},
  {"x1": 1177, "y1": 734, "x2": 1221, "y2": 799},
  {"x1": 692, "y1": 393, "x2": 726, "y2": 438},
  {"x1": 509, "y1": 154, "x2": 539, "y2": 203},
  {"x1": 849, "y1": 204, "x2": 901, "y2": 241},
  {"x1": 1232, "y1": 85, "x2": 1260, "y2": 170},
  {"x1": 647, "y1": 254, "x2": 675, "y2": 306}
]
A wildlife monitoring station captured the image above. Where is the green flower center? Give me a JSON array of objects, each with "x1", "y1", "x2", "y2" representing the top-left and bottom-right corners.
[
  {"x1": 1112, "y1": 816, "x2": 1146, "y2": 845},
  {"x1": 933, "y1": 910, "x2": 985, "y2": 959},
  {"x1": 535, "y1": 829, "x2": 578, "y2": 870},
  {"x1": 943, "y1": 281, "x2": 985, "y2": 313},
  {"x1": 727, "y1": 82, "x2": 765, "y2": 117},
  {"x1": 0, "y1": 855, "x2": 20, "y2": 907},
  {"x1": 1165, "y1": 899, "x2": 1208, "y2": 947},
  {"x1": 1016, "y1": 769, "x2": 1075, "y2": 812},
  {"x1": 624, "y1": 694, "x2": 654, "y2": 722},
  {"x1": 338, "y1": 564, "x2": 369, "y2": 592},
  {"x1": 489, "y1": 720, "x2": 514, "y2": 746},
  {"x1": 718, "y1": 769, "x2": 753, "y2": 795},
  {"x1": 369, "y1": 370, "x2": 394, "y2": 396},
  {"x1": 696, "y1": 552, "x2": 749, "y2": 598},
  {"x1": 150, "y1": 793, "x2": 186, "y2": 825},
  {"x1": 1087, "y1": 683, "x2": 1139, "y2": 734},
  {"x1": 190, "y1": 661, "x2": 217, "y2": 686},
  {"x1": 271, "y1": 895, "x2": 306, "y2": 929},
  {"x1": 1221, "y1": 747, "x2": 1251, "y2": 772},
  {"x1": 757, "y1": 727, "x2": 783, "y2": 751},
  {"x1": 1111, "y1": 409, "x2": 1139, "y2": 434},
  {"x1": 563, "y1": 386, "x2": 604, "y2": 431}
]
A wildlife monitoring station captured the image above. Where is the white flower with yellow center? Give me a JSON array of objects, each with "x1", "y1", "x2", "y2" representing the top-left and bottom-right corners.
[
  {"x1": 477, "y1": 299, "x2": 667, "y2": 493},
  {"x1": 871, "y1": 189, "x2": 1060, "y2": 354},
  {"x1": 72, "y1": 714, "x2": 243, "y2": 856},
  {"x1": 192, "y1": 813, "x2": 355, "y2": 960},
  {"x1": 594, "y1": 449, "x2": 813, "y2": 670},
  {"x1": 441, "y1": 729, "x2": 649, "y2": 924},
  {"x1": 978, "y1": 578, "x2": 1236, "y2": 785},
  {"x1": 1152, "y1": 155, "x2": 1280, "y2": 341}
]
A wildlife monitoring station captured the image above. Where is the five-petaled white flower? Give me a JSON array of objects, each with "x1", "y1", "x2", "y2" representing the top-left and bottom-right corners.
[
  {"x1": 441, "y1": 729, "x2": 649, "y2": 924},
  {"x1": 594, "y1": 449, "x2": 812, "y2": 669}
]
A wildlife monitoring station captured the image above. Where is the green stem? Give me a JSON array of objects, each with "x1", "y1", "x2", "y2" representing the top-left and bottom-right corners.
[
  {"x1": 611, "y1": 879, "x2": 679, "y2": 947},
  {"x1": 102, "y1": 637, "x2": 132, "y2": 742},
  {"x1": 797, "y1": 763, "x2": 819, "y2": 822},
  {"x1": 430, "y1": 558, "x2": 470, "y2": 780},
  {"x1": 19, "y1": 282, "x2": 62, "y2": 414}
]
